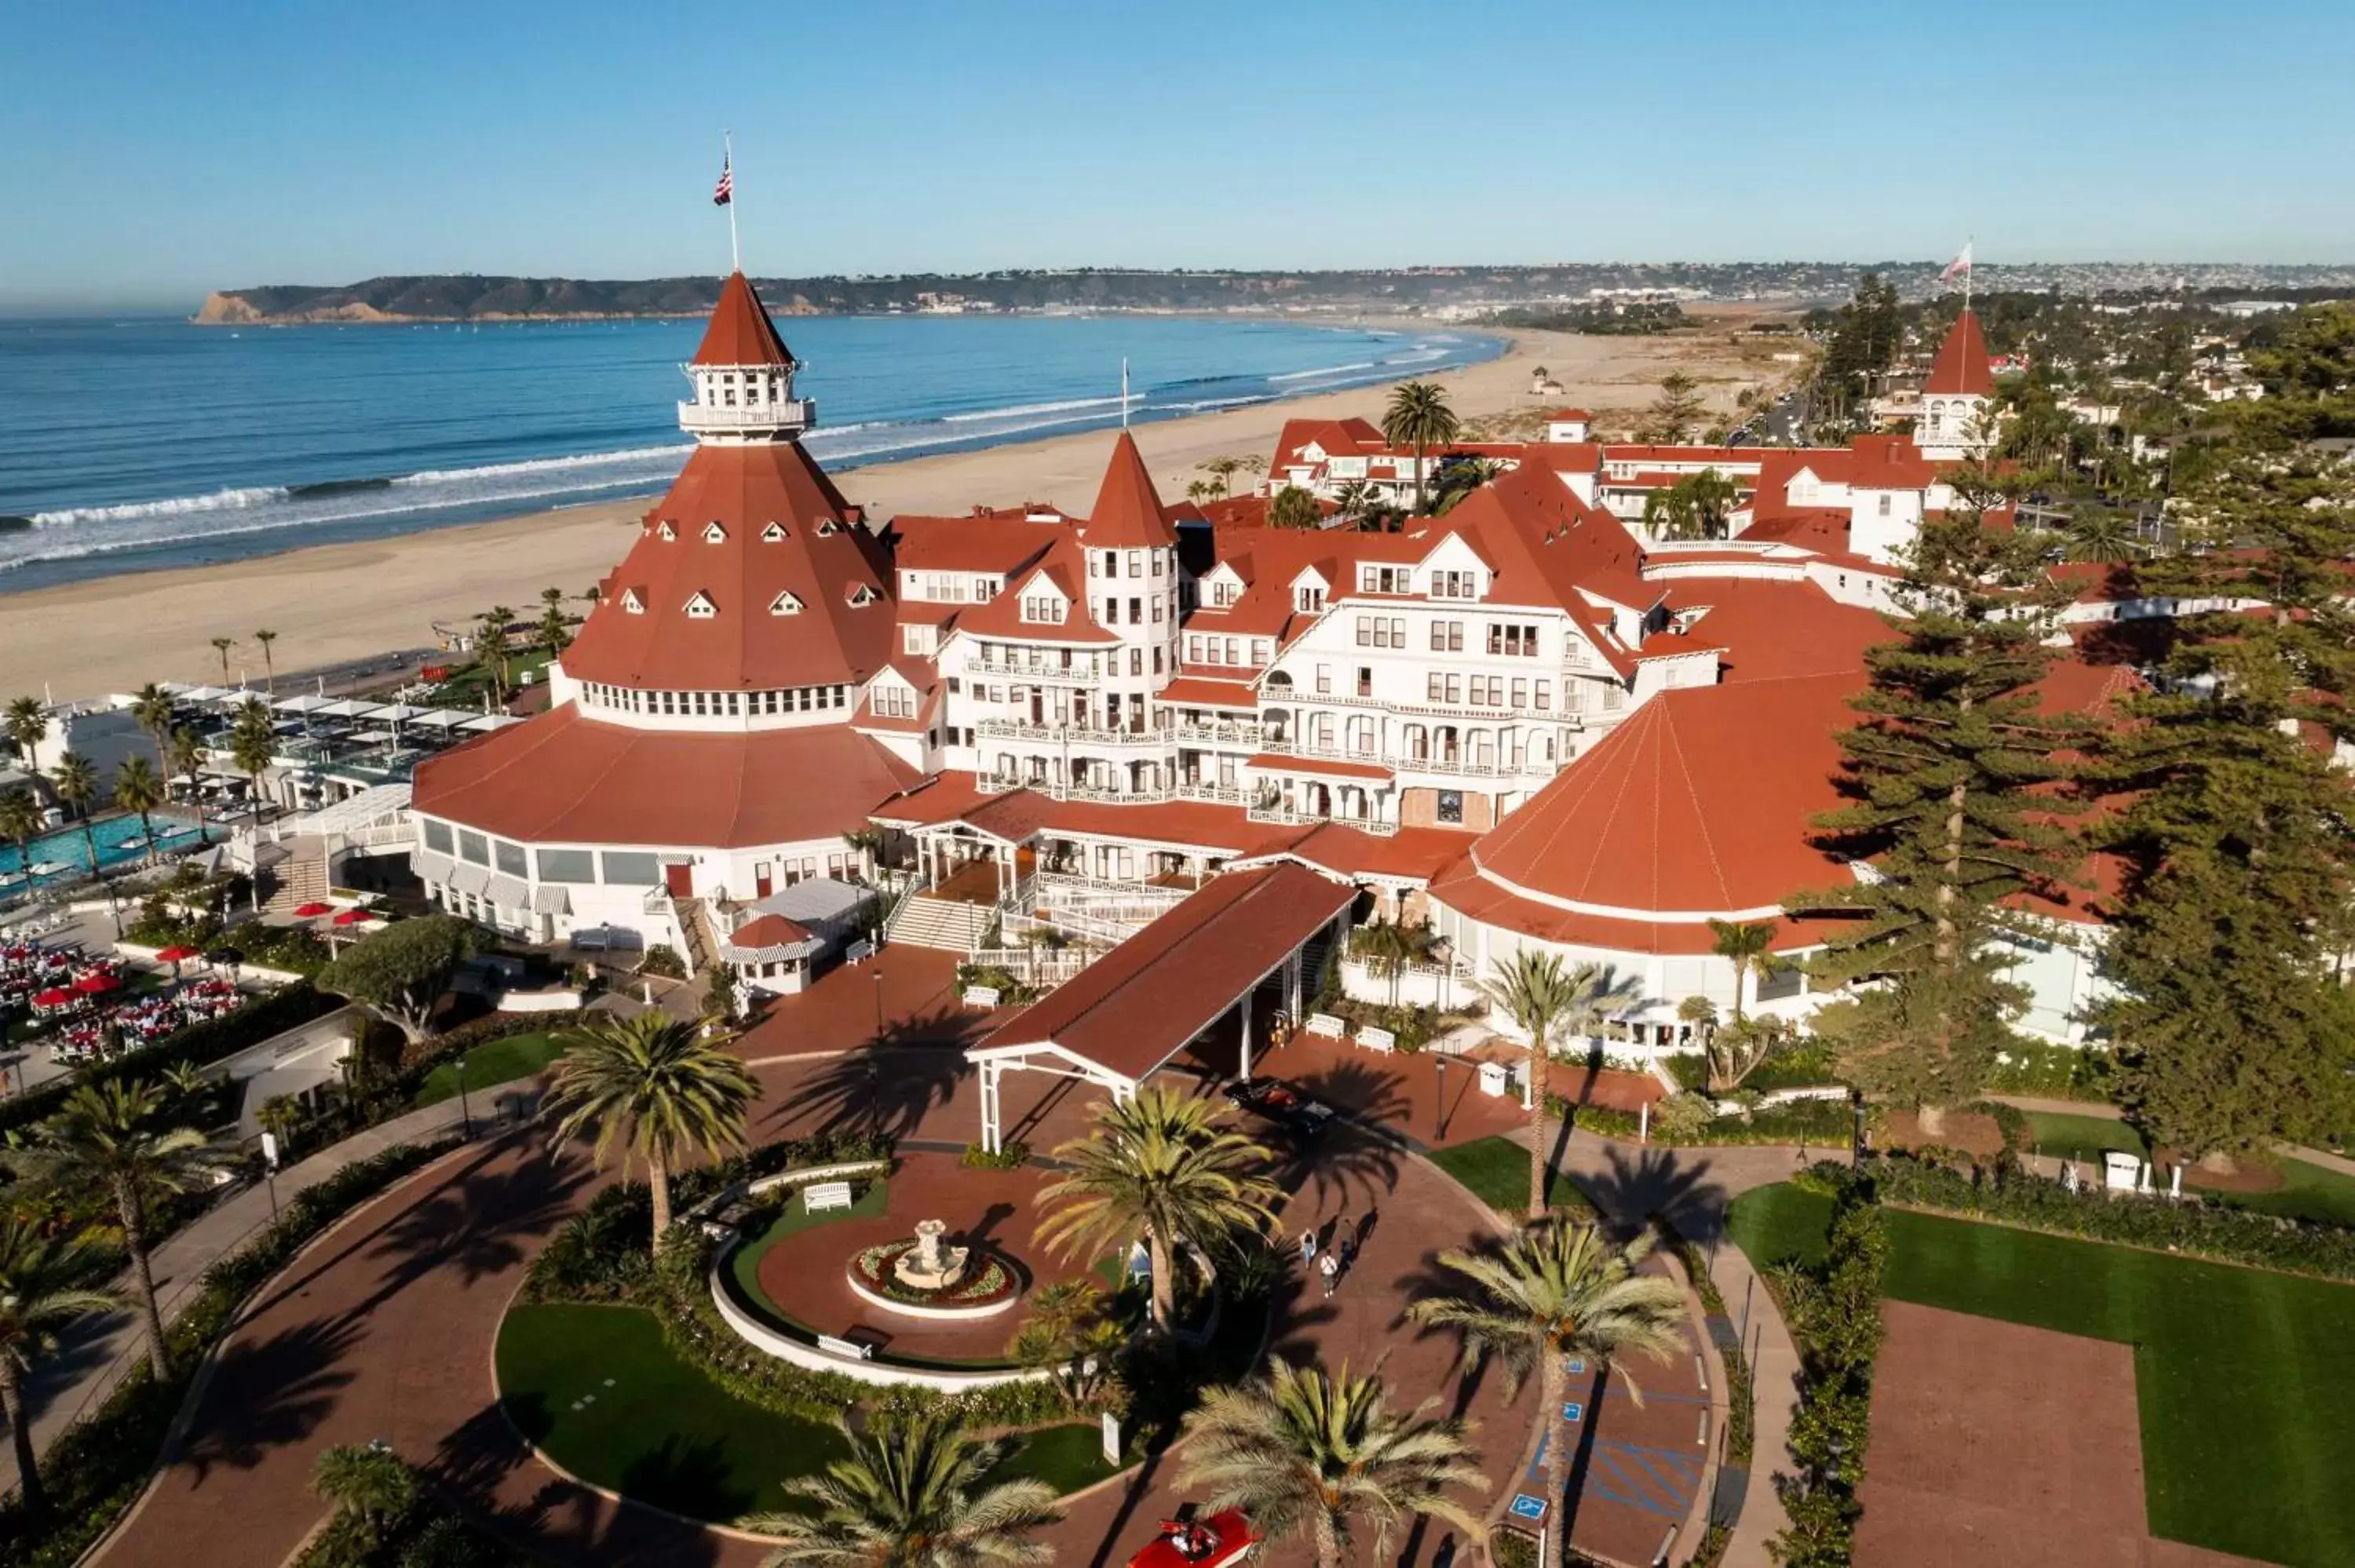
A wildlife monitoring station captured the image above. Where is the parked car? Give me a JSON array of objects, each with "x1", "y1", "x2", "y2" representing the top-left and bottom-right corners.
[
  {"x1": 1128, "y1": 1510, "x2": 1259, "y2": 1568},
  {"x1": 1222, "y1": 1077, "x2": 1336, "y2": 1140}
]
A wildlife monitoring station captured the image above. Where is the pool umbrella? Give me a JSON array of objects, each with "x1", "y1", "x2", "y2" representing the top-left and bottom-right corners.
[
  {"x1": 332, "y1": 909, "x2": 374, "y2": 926},
  {"x1": 72, "y1": 972, "x2": 121, "y2": 995},
  {"x1": 293, "y1": 901, "x2": 333, "y2": 918},
  {"x1": 154, "y1": 945, "x2": 201, "y2": 963},
  {"x1": 31, "y1": 987, "x2": 72, "y2": 1008}
]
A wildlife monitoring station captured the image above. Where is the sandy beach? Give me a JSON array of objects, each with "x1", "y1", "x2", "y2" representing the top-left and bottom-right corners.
[{"x1": 1, "y1": 315, "x2": 1788, "y2": 701}]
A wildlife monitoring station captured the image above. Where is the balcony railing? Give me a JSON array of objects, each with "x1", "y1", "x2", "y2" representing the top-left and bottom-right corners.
[
  {"x1": 1257, "y1": 732, "x2": 1563, "y2": 781},
  {"x1": 976, "y1": 718, "x2": 1173, "y2": 749},
  {"x1": 965, "y1": 651, "x2": 1104, "y2": 683},
  {"x1": 1170, "y1": 719, "x2": 1264, "y2": 747},
  {"x1": 677, "y1": 398, "x2": 815, "y2": 431},
  {"x1": 1246, "y1": 803, "x2": 1400, "y2": 837}
]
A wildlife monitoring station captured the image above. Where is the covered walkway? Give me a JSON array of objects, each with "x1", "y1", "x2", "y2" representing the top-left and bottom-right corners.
[{"x1": 967, "y1": 862, "x2": 1356, "y2": 1152}]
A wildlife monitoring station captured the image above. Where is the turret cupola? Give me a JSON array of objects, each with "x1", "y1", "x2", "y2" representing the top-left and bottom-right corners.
[{"x1": 679, "y1": 272, "x2": 815, "y2": 444}]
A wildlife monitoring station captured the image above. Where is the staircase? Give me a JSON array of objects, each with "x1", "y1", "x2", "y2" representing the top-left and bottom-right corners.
[
  {"x1": 675, "y1": 896, "x2": 721, "y2": 976},
  {"x1": 254, "y1": 833, "x2": 329, "y2": 917},
  {"x1": 885, "y1": 894, "x2": 996, "y2": 954}
]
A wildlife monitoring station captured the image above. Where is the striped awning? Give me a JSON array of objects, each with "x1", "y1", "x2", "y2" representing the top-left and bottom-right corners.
[
  {"x1": 485, "y1": 873, "x2": 530, "y2": 910},
  {"x1": 411, "y1": 849, "x2": 456, "y2": 885},
  {"x1": 446, "y1": 864, "x2": 492, "y2": 897},
  {"x1": 531, "y1": 884, "x2": 571, "y2": 916}
]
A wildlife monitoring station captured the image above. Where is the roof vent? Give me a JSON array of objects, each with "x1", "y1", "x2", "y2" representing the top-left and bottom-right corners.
[
  {"x1": 770, "y1": 591, "x2": 802, "y2": 615},
  {"x1": 703, "y1": 522, "x2": 728, "y2": 543},
  {"x1": 684, "y1": 591, "x2": 717, "y2": 618},
  {"x1": 656, "y1": 521, "x2": 677, "y2": 541},
  {"x1": 761, "y1": 522, "x2": 787, "y2": 542}
]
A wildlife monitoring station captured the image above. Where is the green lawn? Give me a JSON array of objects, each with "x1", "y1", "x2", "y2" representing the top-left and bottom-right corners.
[
  {"x1": 2222, "y1": 1157, "x2": 2355, "y2": 1229},
  {"x1": 412, "y1": 1031, "x2": 566, "y2": 1107},
  {"x1": 497, "y1": 1302, "x2": 1115, "y2": 1522},
  {"x1": 1729, "y1": 1183, "x2": 2355, "y2": 1566},
  {"x1": 1427, "y1": 1134, "x2": 1594, "y2": 1216},
  {"x1": 2022, "y1": 1108, "x2": 2145, "y2": 1161}
]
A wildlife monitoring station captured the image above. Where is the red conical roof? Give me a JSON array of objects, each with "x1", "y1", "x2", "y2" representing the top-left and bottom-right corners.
[
  {"x1": 562, "y1": 441, "x2": 892, "y2": 691},
  {"x1": 691, "y1": 272, "x2": 795, "y2": 367},
  {"x1": 1923, "y1": 310, "x2": 1994, "y2": 396},
  {"x1": 1080, "y1": 432, "x2": 1177, "y2": 549}
]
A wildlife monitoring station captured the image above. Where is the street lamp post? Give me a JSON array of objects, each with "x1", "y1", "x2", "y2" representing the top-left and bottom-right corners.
[
  {"x1": 455, "y1": 1050, "x2": 473, "y2": 1140},
  {"x1": 1433, "y1": 1055, "x2": 1449, "y2": 1143}
]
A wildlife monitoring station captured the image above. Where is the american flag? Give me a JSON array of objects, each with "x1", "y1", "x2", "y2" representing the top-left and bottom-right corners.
[
  {"x1": 712, "y1": 156, "x2": 733, "y2": 207},
  {"x1": 1940, "y1": 242, "x2": 1973, "y2": 283}
]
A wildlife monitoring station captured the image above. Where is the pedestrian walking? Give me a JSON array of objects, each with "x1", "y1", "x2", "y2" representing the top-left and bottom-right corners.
[
  {"x1": 1320, "y1": 1249, "x2": 1340, "y2": 1298},
  {"x1": 1298, "y1": 1228, "x2": 1318, "y2": 1267}
]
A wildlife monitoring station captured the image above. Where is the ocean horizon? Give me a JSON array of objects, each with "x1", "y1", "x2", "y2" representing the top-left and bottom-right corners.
[{"x1": 0, "y1": 312, "x2": 1501, "y2": 594}]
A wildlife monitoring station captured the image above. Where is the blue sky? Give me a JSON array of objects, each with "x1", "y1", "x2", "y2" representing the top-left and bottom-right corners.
[{"x1": 3, "y1": 0, "x2": 2350, "y2": 306}]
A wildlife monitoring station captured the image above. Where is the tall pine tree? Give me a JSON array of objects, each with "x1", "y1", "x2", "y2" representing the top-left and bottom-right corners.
[
  {"x1": 1798, "y1": 470, "x2": 2087, "y2": 1133},
  {"x1": 2090, "y1": 324, "x2": 2355, "y2": 1165}
]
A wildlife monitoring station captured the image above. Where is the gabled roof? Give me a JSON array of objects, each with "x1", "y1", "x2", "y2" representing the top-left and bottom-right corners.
[
  {"x1": 691, "y1": 272, "x2": 796, "y2": 367},
  {"x1": 952, "y1": 534, "x2": 1121, "y2": 645},
  {"x1": 563, "y1": 440, "x2": 893, "y2": 691},
  {"x1": 1847, "y1": 434, "x2": 1941, "y2": 490},
  {"x1": 1079, "y1": 432, "x2": 1178, "y2": 549},
  {"x1": 1923, "y1": 309, "x2": 1995, "y2": 396}
]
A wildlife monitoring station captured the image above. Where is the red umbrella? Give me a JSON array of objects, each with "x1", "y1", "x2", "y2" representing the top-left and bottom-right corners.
[
  {"x1": 31, "y1": 987, "x2": 73, "y2": 1008},
  {"x1": 155, "y1": 945, "x2": 201, "y2": 963},
  {"x1": 293, "y1": 902, "x2": 333, "y2": 918},
  {"x1": 73, "y1": 972, "x2": 121, "y2": 995},
  {"x1": 332, "y1": 908, "x2": 374, "y2": 926}
]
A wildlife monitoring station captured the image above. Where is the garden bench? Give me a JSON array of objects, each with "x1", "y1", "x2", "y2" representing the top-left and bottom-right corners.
[
  {"x1": 1305, "y1": 1012, "x2": 1345, "y2": 1039},
  {"x1": 803, "y1": 1181, "x2": 855, "y2": 1213},
  {"x1": 962, "y1": 984, "x2": 1001, "y2": 1008},
  {"x1": 1356, "y1": 1026, "x2": 1396, "y2": 1055},
  {"x1": 816, "y1": 1333, "x2": 874, "y2": 1361}
]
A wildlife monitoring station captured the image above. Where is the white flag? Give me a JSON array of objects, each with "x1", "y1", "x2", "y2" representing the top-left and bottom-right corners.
[{"x1": 1940, "y1": 242, "x2": 1973, "y2": 283}]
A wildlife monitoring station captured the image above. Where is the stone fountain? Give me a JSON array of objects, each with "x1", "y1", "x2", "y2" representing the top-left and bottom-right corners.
[{"x1": 890, "y1": 1218, "x2": 969, "y2": 1293}]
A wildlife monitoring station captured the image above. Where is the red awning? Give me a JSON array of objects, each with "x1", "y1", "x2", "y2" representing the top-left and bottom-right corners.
[
  {"x1": 332, "y1": 909, "x2": 374, "y2": 926},
  {"x1": 72, "y1": 972, "x2": 120, "y2": 994},
  {"x1": 293, "y1": 902, "x2": 333, "y2": 918},
  {"x1": 31, "y1": 988, "x2": 73, "y2": 1007},
  {"x1": 154, "y1": 945, "x2": 201, "y2": 962}
]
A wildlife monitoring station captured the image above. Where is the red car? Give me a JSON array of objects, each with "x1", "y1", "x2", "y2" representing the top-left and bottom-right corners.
[{"x1": 1127, "y1": 1510, "x2": 1259, "y2": 1568}]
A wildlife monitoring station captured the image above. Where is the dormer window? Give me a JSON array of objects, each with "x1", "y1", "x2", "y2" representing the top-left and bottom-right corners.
[
  {"x1": 1429, "y1": 569, "x2": 1478, "y2": 600},
  {"x1": 620, "y1": 589, "x2": 646, "y2": 614},
  {"x1": 1295, "y1": 586, "x2": 1326, "y2": 613},
  {"x1": 703, "y1": 522, "x2": 728, "y2": 543},
  {"x1": 761, "y1": 522, "x2": 787, "y2": 542},
  {"x1": 684, "y1": 591, "x2": 717, "y2": 619},
  {"x1": 1021, "y1": 595, "x2": 1067, "y2": 625},
  {"x1": 846, "y1": 584, "x2": 878, "y2": 607},
  {"x1": 656, "y1": 521, "x2": 677, "y2": 541},
  {"x1": 816, "y1": 519, "x2": 842, "y2": 537},
  {"x1": 770, "y1": 591, "x2": 803, "y2": 616},
  {"x1": 1210, "y1": 578, "x2": 1240, "y2": 609},
  {"x1": 1360, "y1": 565, "x2": 1411, "y2": 594}
]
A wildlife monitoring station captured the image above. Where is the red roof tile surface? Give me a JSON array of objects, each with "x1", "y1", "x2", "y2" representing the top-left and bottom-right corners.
[
  {"x1": 411, "y1": 704, "x2": 918, "y2": 848},
  {"x1": 973, "y1": 862, "x2": 1354, "y2": 1081},
  {"x1": 690, "y1": 272, "x2": 795, "y2": 367},
  {"x1": 1081, "y1": 432, "x2": 1178, "y2": 549},
  {"x1": 563, "y1": 441, "x2": 893, "y2": 691},
  {"x1": 1923, "y1": 310, "x2": 1995, "y2": 396}
]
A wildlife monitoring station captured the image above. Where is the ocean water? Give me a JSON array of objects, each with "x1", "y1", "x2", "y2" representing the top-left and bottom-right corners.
[{"x1": 0, "y1": 312, "x2": 1499, "y2": 592}]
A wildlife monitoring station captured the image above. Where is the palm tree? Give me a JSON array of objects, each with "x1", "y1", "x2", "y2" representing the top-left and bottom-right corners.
[
  {"x1": 48, "y1": 752, "x2": 100, "y2": 877},
  {"x1": 1382, "y1": 381, "x2": 1459, "y2": 515},
  {"x1": 162, "y1": 724, "x2": 204, "y2": 808},
  {"x1": 19, "y1": 1078, "x2": 225, "y2": 1377},
  {"x1": 2, "y1": 697, "x2": 46, "y2": 768},
  {"x1": 1333, "y1": 480, "x2": 1378, "y2": 527},
  {"x1": 1186, "y1": 478, "x2": 1218, "y2": 503},
  {"x1": 1641, "y1": 469, "x2": 1741, "y2": 541},
  {"x1": 209, "y1": 636, "x2": 236, "y2": 684},
  {"x1": 311, "y1": 1442, "x2": 416, "y2": 1547},
  {"x1": 0, "y1": 1222, "x2": 119, "y2": 1519},
  {"x1": 1476, "y1": 953, "x2": 1639, "y2": 1212},
  {"x1": 1177, "y1": 1358, "x2": 1487, "y2": 1568},
  {"x1": 1199, "y1": 455, "x2": 1243, "y2": 500},
  {"x1": 540, "y1": 1011, "x2": 760, "y2": 1245},
  {"x1": 229, "y1": 698, "x2": 277, "y2": 819},
  {"x1": 1429, "y1": 458, "x2": 1504, "y2": 516},
  {"x1": 2065, "y1": 509, "x2": 2138, "y2": 563},
  {"x1": 1035, "y1": 1086, "x2": 1278, "y2": 1331},
  {"x1": 252, "y1": 629, "x2": 279, "y2": 693},
  {"x1": 1268, "y1": 486, "x2": 1324, "y2": 530},
  {"x1": 130, "y1": 683, "x2": 177, "y2": 771},
  {"x1": 114, "y1": 757, "x2": 165, "y2": 863},
  {"x1": 257, "y1": 1094, "x2": 305, "y2": 1156},
  {"x1": 538, "y1": 586, "x2": 571, "y2": 655},
  {"x1": 743, "y1": 1409, "x2": 1061, "y2": 1568},
  {"x1": 476, "y1": 606, "x2": 516, "y2": 704},
  {"x1": 1707, "y1": 919, "x2": 1777, "y2": 1028},
  {"x1": 0, "y1": 789, "x2": 40, "y2": 885},
  {"x1": 1410, "y1": 1221, "x2": 1687, "y2": 1568}
]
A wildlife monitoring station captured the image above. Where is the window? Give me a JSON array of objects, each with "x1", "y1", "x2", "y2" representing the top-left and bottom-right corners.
[
  {"x1": 872, "y1": 685, "x2": 916, "y2": 719},
  {"x1": 703, "y1": 522, "x2": 727, "y2": 543},
  {"x1": 1225, "y1": 636, "x2": 1240, "y2": 663},
  {"x1": 458, "y1": 830, "x2": 490, "y2": 866},
  {"x1": 1359, "y1": 565, "x2": 1411, "y2": 594},
  {"x1": 1878, "y1": 494, "x2": 1893, "y2": 516},
  {"x1": 1428, "y1": 672, "x2": 1446, "y2": 702},
  {"x1": 1210, "y1": 578, "x2": 1240, "y2": 608},
  {"x1": 1430, "y1": 569, "x2": 1477, "y2": 600},
  {"x1": 1488, "y1": 623, "x2": 1539, "y2": 657},
  {"x1": 902, "y1": 625, "x2": 933, "y2": 655},
  {"x1": 1430, "y1": 619, "x2": 1464, "y2": 652},
  {"x1": 537, "y1": 848, "x2": 593, "y2": 883},
  {"x1": 601, "y1": 851, "x2": 660, "y2": 886},
  {"x1": 1130, "y1": 648, "x2": 1144, "y2": 676},
  {"x1": 1127, "y1": 551, "x2": 1143, "y2": 578},
  {"x1": 1436, "y1": 790, "x2": 1464, "y2": 826},
  {"x1": 1316, "y1": 664, "x2": 1331, "y2": 695},
  {"x1": 1296, "y1": 585, "x2": 1325, "y2": 613},
  {"x1": 1021, "y1": 595, "x2": 1065, "y2": 625},
  {"x1": 495, "y1": 840, "x2": 528, "y2": 877},
  {"x1": 1603, "y1": 684, "x2": 1625, "y2": 711},
  {"x1": 655, "y1": 521, "x2": 677, "y2": 540},
  {"x1": 1533, "y1": 680, "x2": 1550, "y2": 711},
  {"x1": 685, "y1": 592, "x2": 717, "y2": 618},
  {"x1": 621, "y1": 589, "x2": 645, "y2": 614},
  {"x1": 1357, "y1": 666, "x2": 1373, "y2": 698},
  {"x1": 422, "y1": 819, "x2": 454, "y2": 854},
  {"x1": 1510, "y1": 677, "x2": 1528, "y2": 709},
  {"x1": 1252, "y1": 638, "x2": 1272, "y2": 663},
  {"x1": 1128, "y1": 597, "x2": 1141, "y2": 624}
]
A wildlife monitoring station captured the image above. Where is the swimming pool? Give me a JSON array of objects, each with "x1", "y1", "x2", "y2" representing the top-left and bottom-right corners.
[{"x1": 0, "y1": 814, "x2": 212, "y2": 890}]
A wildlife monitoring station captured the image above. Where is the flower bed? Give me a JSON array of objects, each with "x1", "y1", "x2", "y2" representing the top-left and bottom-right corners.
[{"x1": 850, "y1": 1240, "x2": 1016, "y2": 1307}]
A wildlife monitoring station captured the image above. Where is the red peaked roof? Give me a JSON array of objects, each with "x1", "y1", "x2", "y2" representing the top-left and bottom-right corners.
[
  {"x1": 1469, "y1": 672, "x2": 1863, "y2": 920},
  {"x1": 1923, "y1": 310, "x2": 1994, "y2": 396},
  {"x1": 692, "y1": 272, "x2": 796, "y2": 366},
  {"x1": 1082, "y1": 432, "x2": 1177, "y2": 549},
  {"x1": 562, "y1": 440, "x2": 893, "y2": 691}
]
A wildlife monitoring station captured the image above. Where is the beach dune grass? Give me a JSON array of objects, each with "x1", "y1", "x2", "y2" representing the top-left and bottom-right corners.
[
  {"x1": 496, "y1": 1302, "x2": 1116, "y2": 1521},
  {"x1": 1729, "y1": 1183, "x2": 2355, "y2": 1566}
]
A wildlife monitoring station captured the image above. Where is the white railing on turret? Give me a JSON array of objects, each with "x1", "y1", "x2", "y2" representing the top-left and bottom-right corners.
[{"x1": 678, "y1": 398, "x2": 815, "y2": 434}]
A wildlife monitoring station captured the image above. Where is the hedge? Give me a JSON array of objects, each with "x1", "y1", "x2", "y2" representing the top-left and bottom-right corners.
[
  {"x1": 1766, "y1": 1171, "x2": 1887, "y2": 1567},
  {"x1": 1563, "y1": 1096, "x2": 1857, "y2": 1148},
  {"x1": 0, "y1": 1136, "x2": 461, "y2": 1568},
  {"x1": 1870, "y1": 1154, "x2": 2355, "y2": 1283},
  {"x1": 0, "y1": 983, "x2": 343, "y2": 1138}
]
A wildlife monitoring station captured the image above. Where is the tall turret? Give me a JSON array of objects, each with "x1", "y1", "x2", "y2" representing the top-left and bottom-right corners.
[
  {"x1": 1917, "y1": 310, "x2": 1995, "y2": 461},
  {"x1": 677, "y1": 272, "x2": 814, "y2": 443}
]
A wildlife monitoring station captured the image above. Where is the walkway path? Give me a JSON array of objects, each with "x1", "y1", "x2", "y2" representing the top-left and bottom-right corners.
[
  {"x1": 0, "y1": 1086, "x2": 520, "y2": 1497},
  {"x1": 1523, "y1": 1120, "x2": 1826, "y2": 1568},
  {"x1": 1992, "y1": 1093, "x2": 2355, "y2": 1181}
]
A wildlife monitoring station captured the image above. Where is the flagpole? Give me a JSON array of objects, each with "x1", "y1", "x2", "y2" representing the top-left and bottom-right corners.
[
  {"x1": 725, "y1": 130, "x2": 740, "y2": 274},
  {"x1": 1121, "y1": 358, "x2": 1130, "y2": 428},
  {"x1": 1962, "y1": 234, "x2": 1973, "y2": 318}
]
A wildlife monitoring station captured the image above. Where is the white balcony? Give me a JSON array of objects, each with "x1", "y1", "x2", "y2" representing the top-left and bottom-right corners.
[
  {"x1": 1171, "y1": 719, "x2": 1264, "y2": 747},
  {"x1": 965, "y1": 651, "x2": 1104, "y2": 684},
  {"x1": 678, "y1": 397, "x2": 816, "y2": 435},
  {"x1": 977, "y1": 718, "x2": 1173, "y2": 750}
]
